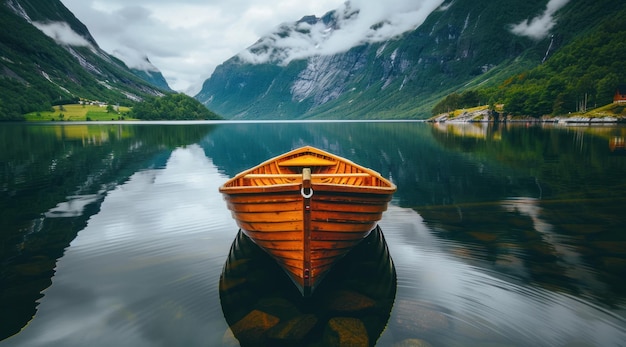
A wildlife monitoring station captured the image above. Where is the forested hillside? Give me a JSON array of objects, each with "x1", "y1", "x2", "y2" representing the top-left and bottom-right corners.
[
  {"x1": 486, "y1": 8, "x2": 626, "y2": 117},
  {"x1": 131, "y1": 94, "x2": 221, "y2": 120},
  {"x1": 0, "y1": 0, "x2": 169, "y2": 120}
]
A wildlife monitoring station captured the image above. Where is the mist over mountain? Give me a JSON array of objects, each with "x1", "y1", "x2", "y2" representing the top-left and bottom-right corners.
[
  {"x1": 0, "y1": 0, "x2": 172, "y2": 120},
  {"x1": 238, "y1": 0, "x2": 447, "y2": 65},
  {"x1": 196, "y1": 0, "x2": 624, "y2": 119},
  {"x1": 119, "y1": 53, "x2": 173, "y2": 92}
]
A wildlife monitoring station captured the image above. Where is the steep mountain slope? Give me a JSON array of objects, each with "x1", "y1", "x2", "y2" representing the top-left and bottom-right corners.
[
  {"x1": 479, "y1": 4, "x2": 626, "y2": 118},
  {"x1": 130, "y1": 67, "x2": 173, "y2": 93},
  {"x1": 0, "y1": 0, "x2": 171, "y2": 120},
  {"x1": 195, "y1": 0, "x2": 622, "y2": 120}
]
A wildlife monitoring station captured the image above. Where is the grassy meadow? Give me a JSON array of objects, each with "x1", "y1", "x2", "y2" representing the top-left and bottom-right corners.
[
  {"x1": 440, "y1": 102, "x2": 625, "y2": 120},
  {"x1": 24, "y1": 104, "x2": 134, "y2": 121},
  {"x1": 583, "y1": 103, "x2": 626, "y2": 118}
]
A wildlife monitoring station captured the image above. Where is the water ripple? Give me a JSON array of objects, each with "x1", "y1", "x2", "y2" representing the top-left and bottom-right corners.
[
  {"x1": 3, "y1": 146, "x2": 237, "y2": 346},
  {"x1": 380, "y1": 205, "x2": 626, "y2": 346}
]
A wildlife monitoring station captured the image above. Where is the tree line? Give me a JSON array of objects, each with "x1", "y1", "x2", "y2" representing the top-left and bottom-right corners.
[{"x1": 131, "y1": 94, "x2": 222, "y2": 120}]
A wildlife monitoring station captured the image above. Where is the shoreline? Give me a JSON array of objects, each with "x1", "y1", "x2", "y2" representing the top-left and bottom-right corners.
[{"x1": 428, "y1": 109, "x2": 626, "y2": 125}]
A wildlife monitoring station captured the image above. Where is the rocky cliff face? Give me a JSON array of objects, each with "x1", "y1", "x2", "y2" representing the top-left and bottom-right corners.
[{"x1": 196, "y1": 0, "x2": 609, "y2": 120}]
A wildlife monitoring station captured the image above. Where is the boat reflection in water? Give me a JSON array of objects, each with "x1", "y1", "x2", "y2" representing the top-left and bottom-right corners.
[
  {"x1": 610, "y1": 136, "x2": 625, "y2": 154},
  {"x1": 219, "y1": 226, "x2": 396, "y2": 346}
]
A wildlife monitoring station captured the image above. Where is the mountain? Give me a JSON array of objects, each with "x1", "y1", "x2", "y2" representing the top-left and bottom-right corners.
[
  {"x1": 0, "y1": 0, "x2": 172, "y2": 120},
  {"x1": 129, "y1": 67, "x2": 173, "y2": 93},
  {"x1": 110, "y1": 49, "x2": 174, "y2": 92},
  {"x1": 195, "y1": 0, "x2": 626, "y2": 120}
]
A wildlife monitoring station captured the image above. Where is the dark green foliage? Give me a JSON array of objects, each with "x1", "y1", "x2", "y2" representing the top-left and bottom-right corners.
[
  {"x1": 0, "y1": 78, "x2": 51, "y2": 120},
  {"x1": 132, "y1": 94, "x2": 222, "y2": 120},
  {"x1": 432, "y1": 91, "x2": 483, "y2": 115},
  {"x1": 52, "y1": 97, "x2": 80, "y2": 106}
]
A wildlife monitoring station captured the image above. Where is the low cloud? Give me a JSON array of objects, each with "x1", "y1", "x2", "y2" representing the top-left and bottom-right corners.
[
  {"x1": 33, "y1": 21, "x2": 92, "y2": 47},
  {"x1": 111, "y1": 49, "x2": 159, "y2": 72},
  {"x1": 60, "y1": 0, "x2": 343, "y2": 93},
  {"x1": 509, "y1": 0, "x2": 571, "y2": 40},
  {"x1": 239, "y1": 0, "x2": 446, "y2": 65}
]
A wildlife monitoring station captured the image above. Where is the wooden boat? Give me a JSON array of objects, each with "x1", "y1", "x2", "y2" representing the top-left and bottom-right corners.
[{"x1": 219, "y1": 146, "x2": 396, "y2": 296}]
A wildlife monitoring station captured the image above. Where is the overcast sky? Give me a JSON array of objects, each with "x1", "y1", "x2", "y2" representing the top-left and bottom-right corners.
[
  {"x1": 57, "y1": 0, "x2": 569, "y2": 95},
  {"x1": 59, "y1": 0, "x2": 345, "y2": 93}
]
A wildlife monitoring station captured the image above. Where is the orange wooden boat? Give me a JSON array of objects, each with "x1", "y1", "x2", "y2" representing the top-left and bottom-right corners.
[{"x1": 219, "y1": 146, "x2": 396, "y2": 296}]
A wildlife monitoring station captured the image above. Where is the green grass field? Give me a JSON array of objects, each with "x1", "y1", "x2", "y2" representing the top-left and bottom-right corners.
[
  {"x1": 583, "y1": 103, "x2": 626, "y2": 118},
  {"x1": 448, "y1": 105, "x2": 491, "y2": 117},
  {"x1": 443, "y1": 103, "x2": 624, "y2": 119},
  {"x1": 24, "y1": 104, "x2": 134, "y2": 121}
]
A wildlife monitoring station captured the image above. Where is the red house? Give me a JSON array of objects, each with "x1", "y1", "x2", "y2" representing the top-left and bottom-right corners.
[{"x1": 614, "y1": 85, "x2": 626, "y2": 103}]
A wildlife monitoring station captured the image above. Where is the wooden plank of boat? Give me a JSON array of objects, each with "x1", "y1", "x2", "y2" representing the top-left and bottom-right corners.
[{"x1": 219, "y1": 146, "x2": 396, "y2": 296}]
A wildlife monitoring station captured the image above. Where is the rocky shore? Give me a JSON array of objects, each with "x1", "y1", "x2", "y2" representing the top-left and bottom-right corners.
[{"x1": 428, "y1": 109, "x2": 626, "y2": 124}]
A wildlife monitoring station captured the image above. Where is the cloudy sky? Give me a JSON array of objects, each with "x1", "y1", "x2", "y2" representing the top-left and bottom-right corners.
[
  {"x1": 58, "y1": 0, "x2": 457, "y2": 94},
  {"x1": 59, "y1": 0, "x2": 345, "y2": 93},
  {"x1": 57, "y1": 0, "x2": 568, "y2": 95}
]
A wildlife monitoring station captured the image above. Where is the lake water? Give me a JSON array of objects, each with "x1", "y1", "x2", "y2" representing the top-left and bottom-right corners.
[{"x1": 1, "y1": 121, "x2": 625, "y2": 346}]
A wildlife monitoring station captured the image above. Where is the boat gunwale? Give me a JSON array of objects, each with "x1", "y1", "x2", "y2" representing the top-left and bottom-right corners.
[
  {"x1": 220, "y1": 182, "x2": 397, "y2": 195},
  {"x1": 219, "y1": 146, "x2": 396, "y2": 193}
]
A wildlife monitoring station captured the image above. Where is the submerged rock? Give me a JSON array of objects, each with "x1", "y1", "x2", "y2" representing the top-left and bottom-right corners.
[
  {"x1": 219, "y1": 275, "x2": 247, "y2": 292},
  {"x1": 230, "y1": 309, "x2": 279, "y2": 344},
  {"x1": 323, "y1": 317, "x2": 369, "y2": 346},
  {"x1": 255, "y1": 297, "x2": 301, "y2": 320},
  {"x1": 267, "y1": 314, "x2": 318, "y2": 342},
  {"x1": 324, "y1": 290, "x2": 376, "y2": 312}
]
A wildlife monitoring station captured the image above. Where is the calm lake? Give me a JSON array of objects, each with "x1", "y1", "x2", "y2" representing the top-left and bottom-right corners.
[{"x1": 1, "y1": 121, "x2": 625, "y2": 346}]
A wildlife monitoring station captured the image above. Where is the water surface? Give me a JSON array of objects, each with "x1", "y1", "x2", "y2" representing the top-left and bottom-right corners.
[{"x1": 1, "y1": 122, "x2": 625, "y2": 346}]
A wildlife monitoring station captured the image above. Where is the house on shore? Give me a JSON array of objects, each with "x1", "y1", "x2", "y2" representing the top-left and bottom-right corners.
[{"x1": 614, "y1": 85, "x2": 626, "y2": 103}]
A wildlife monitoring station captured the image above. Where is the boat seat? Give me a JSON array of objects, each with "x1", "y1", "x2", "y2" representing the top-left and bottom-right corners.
[
  {"x1": 243, "y1": 173, "x2": 371, "y2": 179},
  {"x1": 278, "y1": 155, "x2": 336, "y2": 167}
]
